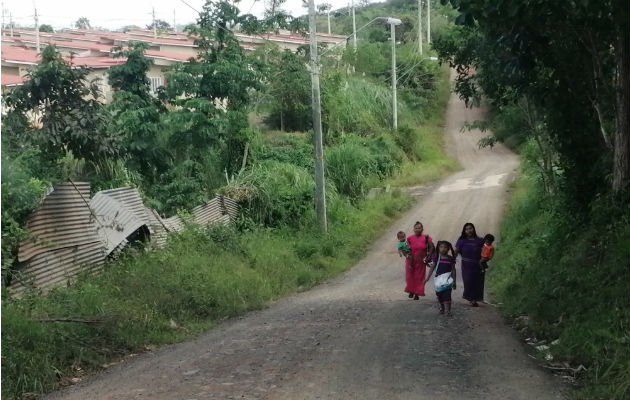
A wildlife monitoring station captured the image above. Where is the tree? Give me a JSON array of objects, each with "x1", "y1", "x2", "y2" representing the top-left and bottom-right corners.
[
  {"x1": 147, "y1": 19, "x2": 172, "y2": 31},
  {"x1": 264, "y1": 48, "x2": 311, "y2": 131},
  {"x1": 317, "y1": 3, "x2": 332, "y2": 15},
  {"x1": 38, "y1": 24, "x2": 53, "y2": 32},
  {"x1": 155, "y1": 0, "x2": 262, "y2": 210},
  {"x1": 436, "y1": 0, "x2": 629, "y2": 198},
  {"x1": 108, "y1": 42, "x2": 168, "y2": 182},
  {"x1": 75, "y1": 17, "x2": 91, "y2": 29},
  {"x1": 3, "y1": 45, "x2": 119, "y2": 162}
]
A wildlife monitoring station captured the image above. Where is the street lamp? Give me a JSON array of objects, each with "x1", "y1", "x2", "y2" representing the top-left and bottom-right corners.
[{"x1": 386, "y1": 17, "x2": 402, "y2": 130}]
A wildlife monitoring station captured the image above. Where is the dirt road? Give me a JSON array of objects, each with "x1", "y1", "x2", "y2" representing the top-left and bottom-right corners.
[{"x1": 47, "y1": 89, "x2": 567, "y2": 400}]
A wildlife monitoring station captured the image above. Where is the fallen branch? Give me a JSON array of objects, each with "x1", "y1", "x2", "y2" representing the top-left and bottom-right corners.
[{"x1": 33, "y1": 317, "x2": 106, "y2": 324}]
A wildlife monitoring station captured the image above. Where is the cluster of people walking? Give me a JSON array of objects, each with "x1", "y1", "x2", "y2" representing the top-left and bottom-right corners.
[{"x1": 397, "y1": 222, "x2": 495, "y2": 316}]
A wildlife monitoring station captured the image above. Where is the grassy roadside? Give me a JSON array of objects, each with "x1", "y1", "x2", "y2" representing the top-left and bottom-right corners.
[{"x1": 488, "y1": 171, "x2": 630, "y2": 400}]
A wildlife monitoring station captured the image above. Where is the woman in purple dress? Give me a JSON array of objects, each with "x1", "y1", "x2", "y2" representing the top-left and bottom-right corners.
[{"x1": 455, "y1": 222, "x2": 485, "y2": 307}]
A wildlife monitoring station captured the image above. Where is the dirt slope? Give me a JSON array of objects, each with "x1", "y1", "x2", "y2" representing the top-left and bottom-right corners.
[{"x1": 46, "y1": 87, "x2": 567, "y2": 400}]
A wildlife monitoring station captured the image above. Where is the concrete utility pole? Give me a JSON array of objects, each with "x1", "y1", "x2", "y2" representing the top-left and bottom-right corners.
[
  {"x1": 387, "y1": 18, "x2": 402, "y2": 130},
  {"x1": 152, "y1": 7, "x2": 157, "y2": 39},
  {"x1": 417, "y1": 0, "x2": 423, "y2": 54},
  {"x1": 427, "y1": 0, "x2": 431, "y2": 44},
  {"x1": 173, "y1": 9, "x2": 176, "y2": 32},
  {"x1": 327, "y1": 8, "x2": 331, "y2": 34},
  {"x1": 308, "y1": 0, "x2": 327, "y2": 233},
  {"x1": 34, "y1": 3, "x2": 40, "y2": 53},
  {"x1": 9, "y1": 11, "x2": 13, "y2": 36},
  {"x1": 351, "y1": 0, "x2": 357, "y2": 50}
]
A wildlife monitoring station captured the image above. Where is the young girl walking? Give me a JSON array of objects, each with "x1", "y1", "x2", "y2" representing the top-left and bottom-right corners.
[{"x1": 425, "y1": 240, "x2": 457, "y2": 316}]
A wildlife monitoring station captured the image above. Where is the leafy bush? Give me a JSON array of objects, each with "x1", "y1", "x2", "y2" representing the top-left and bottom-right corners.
[
  {"x1": 340, "y1": 134, "x2": 404, "y2": 178},
  {"x1": 223, "y1": 160, "x2": 315, "y2": 227},
  {"x1": 1, "y1": 151, "x2": 50, "y2": 275},
  {"x1": 251, "y1": 132, "x2": 313, "y2": 170}
]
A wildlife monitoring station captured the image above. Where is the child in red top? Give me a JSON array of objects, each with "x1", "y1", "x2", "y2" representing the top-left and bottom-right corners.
[{"x1": 480, "y1": 234, "x2": 495, "y2": 273}]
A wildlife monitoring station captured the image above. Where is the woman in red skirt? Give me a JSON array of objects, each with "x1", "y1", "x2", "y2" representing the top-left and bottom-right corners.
[{"x1": 405, "y1": 221, "x2": 435, "y2": 300}]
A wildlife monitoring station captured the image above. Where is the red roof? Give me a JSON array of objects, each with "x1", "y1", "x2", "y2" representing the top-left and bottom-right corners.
[
  {"x1": 1, "y1": 73, "x2": 27, "y2": 86},
  {"x1": 13, "y1": 37, "x2": 115, "y2": 52},
  {"x1": 1, "y1": 44, "x2": 126, "y2": 68},
  {"x1": 67, "y1": 56, "x2": 126, "y2": 68},
  {"x1": 1, "y1": 45, "x2": 41, "y2": 64},
  {"x1": 143, "y1": 49, "x2": 194, "y2": 61}
]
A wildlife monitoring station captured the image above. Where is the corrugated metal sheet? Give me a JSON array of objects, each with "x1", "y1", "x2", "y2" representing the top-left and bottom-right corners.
[
  {"x1": 10, "y1": 243, "x2": 105, "y2": 294},
  {"x1": 146, "y1": 208, "x2": 169, "y2": 247},
  {"x1": 191, "y1": 198, "x2": 230, "y2": 225},
  {"x1": 220, "y1": 195, "x2": 240, "y2": 219},
  {"x1": 9, "y1": 182, "x2": 239, "y2": 295},
  {"x1": 162, "y1": 215, "x2": 185, "y2": 233},
  {"x1": 12, "y1": 181, "x2": 105, "y2": 293},
  {"x1": 89, "y1": 190, "x2": 146, "y2": 255},
  {"x1": 97, "y1": 187, "x2": 147, "y2": 221},
  {"x1": 17, "y1": 182, "x2": 101, "y2": 263}
]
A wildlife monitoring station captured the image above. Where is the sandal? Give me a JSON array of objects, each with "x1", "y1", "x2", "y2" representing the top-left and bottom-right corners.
[
  {"x1": 472, "y1": 301, "x2": 479, "y2": 307},
  {"x1": 414, "y1": 294, "x2": 420, "y2": 300},
  {"x1": 446, "y1": 311, "x2": 453, "y2": 317}
]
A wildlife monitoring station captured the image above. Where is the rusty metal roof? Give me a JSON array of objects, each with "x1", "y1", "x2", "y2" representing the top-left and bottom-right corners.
[{"x1": 17, "y1": 182, "x2": 102, "y2": 263}]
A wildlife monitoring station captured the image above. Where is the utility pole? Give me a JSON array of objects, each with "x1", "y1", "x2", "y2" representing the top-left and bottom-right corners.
[
  {"x1": 2, "y1": 4, "x2": 5, "y2": 35},
  {"x1": 327, "y1": 8, "x2": 331, "y2": 34},
  {"x1": 351, "y1": 0, "x2": 357, "y2": 50},
  {"x1": 384, "y1": 18, "x2": 401, "y2": 130},
  {"x1": 173, "y1": 9, "x2": 176, "y2": 32},
  {"x1": 417, "y1": 0, "x2": 423, "y2": 54},
  {"x1": 152, "y1": 7, "x2": 157, "y2": 39},
  {"x1": 308, "y1": 0, "x2": 327, "y2": 233},
  {"x1": 391, "y1": 21, "x2": 398, "y2": 130},
  {"x1": 427, "y1": 0, "x2": 431, "y2": 44},
  {"x1": 34, "y1": 2, "x2": 40, "y2": 53},
  {"x1": 9, "y1": 11, "x2": 13, "y2": 36}
]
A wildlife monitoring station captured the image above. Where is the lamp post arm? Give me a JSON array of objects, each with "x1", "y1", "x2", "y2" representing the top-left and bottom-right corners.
[{"x1": 318, "y1": 17, "x2": 391, "y2": 58}]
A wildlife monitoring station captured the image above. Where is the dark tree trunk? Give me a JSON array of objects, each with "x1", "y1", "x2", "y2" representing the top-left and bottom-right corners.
[{"x1": 613, "y1": 22, "x2": 630, "y2": 193}]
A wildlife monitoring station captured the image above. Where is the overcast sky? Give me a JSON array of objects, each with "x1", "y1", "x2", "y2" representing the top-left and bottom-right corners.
[{"x1": 3, "y1": 0, "x2": 368, "y2": 30}]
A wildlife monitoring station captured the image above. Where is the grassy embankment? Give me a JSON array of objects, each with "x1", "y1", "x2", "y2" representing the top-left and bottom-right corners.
[
  {"x1": 488, "y1": 169, "x2": 629, "y2": 400},
  {"x1": 1, "y1": 69, "x2": 455, "y2": 399}
]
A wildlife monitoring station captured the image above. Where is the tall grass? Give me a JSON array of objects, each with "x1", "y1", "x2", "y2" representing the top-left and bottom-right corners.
[
  {"x1": 323, "y1": 75, "x2": 393, "y2": 136},
  {"x1": 389, "y1": 65, "x2": 459, "y2": 186},
  {"x1": 489, "y1": 172, "x2": 630, "y2": 400}
]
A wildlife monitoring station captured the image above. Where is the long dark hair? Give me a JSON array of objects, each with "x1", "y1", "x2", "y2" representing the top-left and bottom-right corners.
[
  {"x1": 436, "y1": 240, "x2": 455, "y2": 258},
  {"x1": 459, "y1": 222, "x2": 478, "y2": 240}
]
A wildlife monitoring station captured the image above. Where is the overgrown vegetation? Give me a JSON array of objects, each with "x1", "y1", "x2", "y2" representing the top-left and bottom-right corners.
[
  {"x1": 490, "y1": 166, "x2": 629, "y2": 400},
  {"x1": 433, "y1": 1, "x2": 629, "y2": 397},
  {"x1": 1, "y1": 191, "x2": 414, "y2": 398},
  {"x1": 1, "y1": 0, "x2": 455, "y2": 398}
]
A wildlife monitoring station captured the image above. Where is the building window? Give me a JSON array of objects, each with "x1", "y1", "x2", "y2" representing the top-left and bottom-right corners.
[{"x1": 149, "y1": 76, "x2": 164, "y2": 95}]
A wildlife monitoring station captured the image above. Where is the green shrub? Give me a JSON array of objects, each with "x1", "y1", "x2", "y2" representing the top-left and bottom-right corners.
[
  {"x1": 489, "y1": 173, "x2": 630, "y2": 400},
  {"x1": 223, "y1": 160, "x2": 315, "y2": 227},
  {"x1": 325, "y1": 142, "x2": 374, "y2": 201}
]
